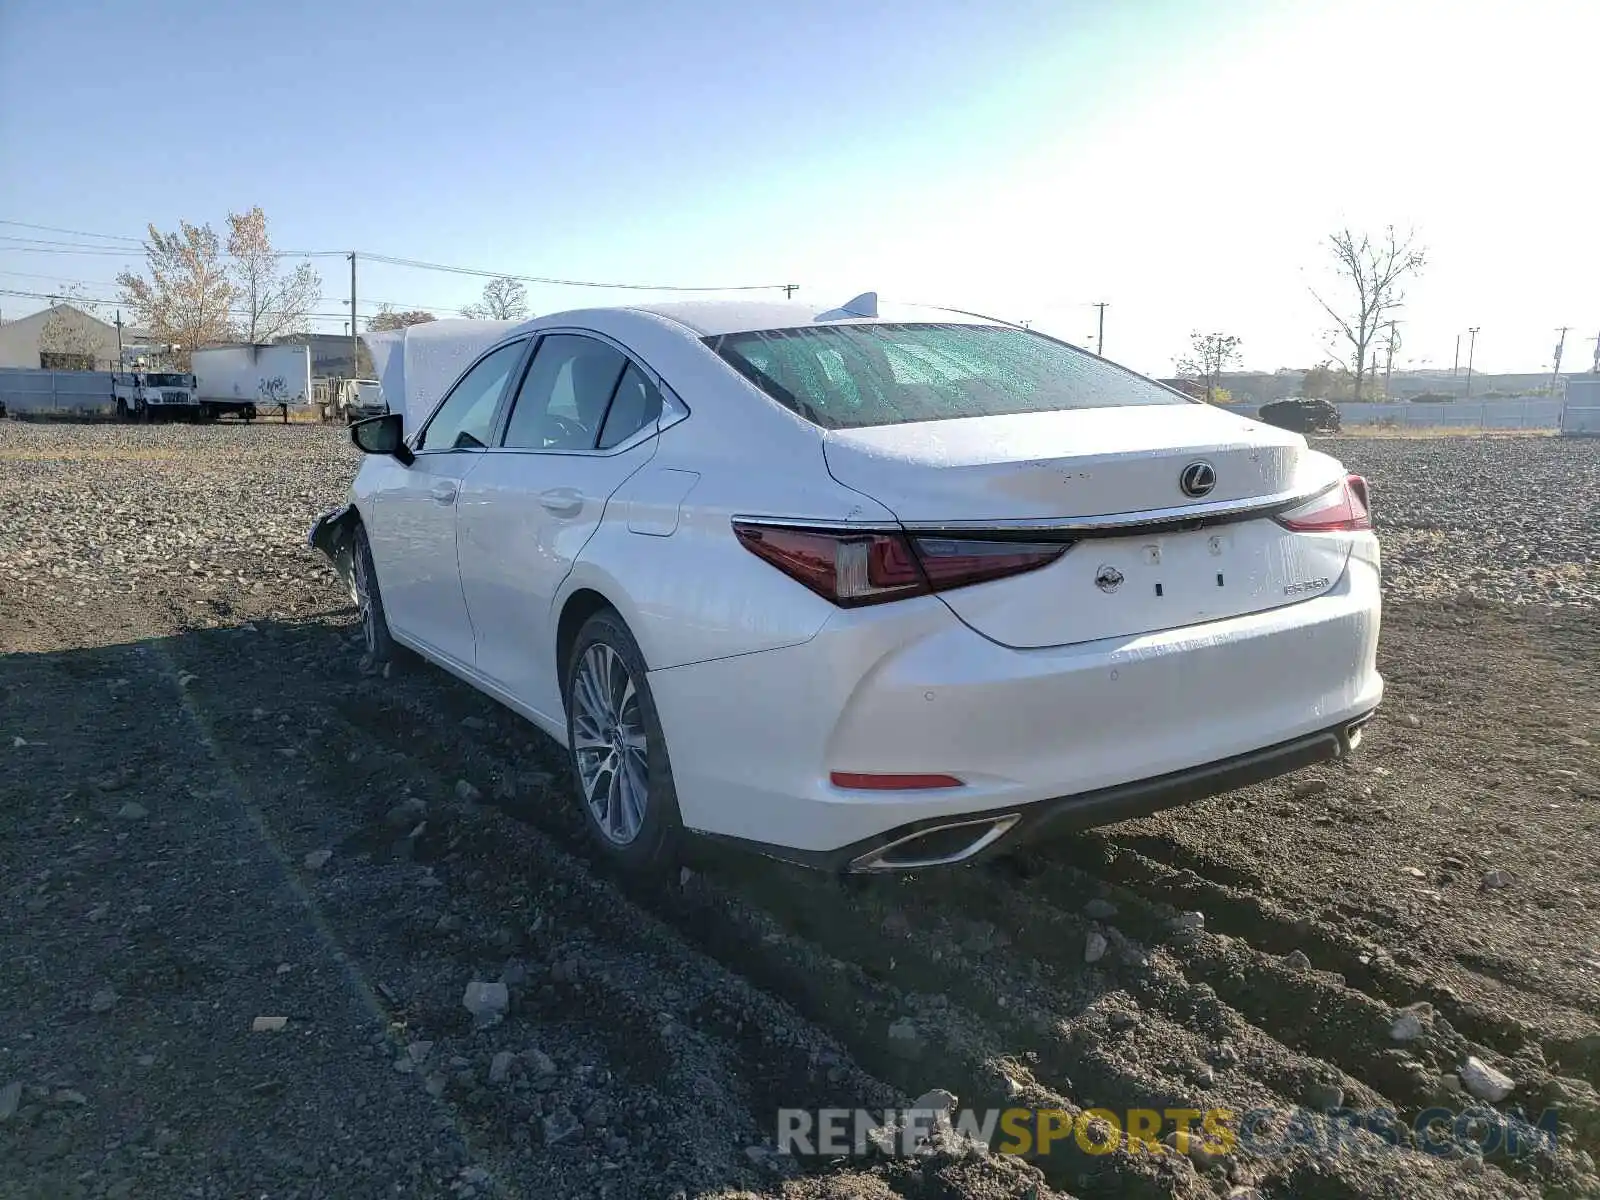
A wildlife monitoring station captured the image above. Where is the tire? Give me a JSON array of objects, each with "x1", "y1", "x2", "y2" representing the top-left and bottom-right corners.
[
  {"x1": 351, "y1": 523, "x2": 398, "y2": 672},
  {"x1": 116, "y1": 399, "x2": 128, "y2": 421},
  {"x1": 564, "y1": 610, "x2": 682, "y2": 876}
]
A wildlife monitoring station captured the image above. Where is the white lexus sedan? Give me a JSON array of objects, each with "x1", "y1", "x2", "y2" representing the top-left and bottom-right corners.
[{"x1": 310, "y1": 296, "x2": 1381, "y2": 875}]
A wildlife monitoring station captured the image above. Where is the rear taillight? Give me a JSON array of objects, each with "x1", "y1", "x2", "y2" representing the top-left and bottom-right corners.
[
  {"x1": 731, "y1": 522, "x2": 1068, "y2": 607},
  {"x1": 910, "y1": 537, "x2": 1070, "y2": 591},
  {"x1": 730, "y1": 525, "x2": 925, "y2": 606},
  {"x1": 1274, "y1": 474, "x2": 1372, "y2": 533}
]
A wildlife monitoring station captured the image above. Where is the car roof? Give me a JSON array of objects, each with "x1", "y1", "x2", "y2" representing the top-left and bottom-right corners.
[{"x1": 614, "y1": 298, "x2": 1005, "y2": 338}]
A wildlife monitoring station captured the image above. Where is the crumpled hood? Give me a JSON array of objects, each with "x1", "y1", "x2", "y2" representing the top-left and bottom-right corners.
[{"x1": 362, "y1": 319, "x2": 520, "y2": 430}]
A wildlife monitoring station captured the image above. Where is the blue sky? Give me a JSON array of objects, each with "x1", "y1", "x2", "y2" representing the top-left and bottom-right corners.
[{"x1": 3, "y1": 0, "x2": 1597, "y2": 375}]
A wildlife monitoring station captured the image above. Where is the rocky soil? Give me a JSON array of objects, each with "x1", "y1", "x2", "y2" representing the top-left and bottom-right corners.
[
  {"x1": 2, "y1": 422, "x2": 1597, "y2": 1199},
  {"x1": 1320, "y1": 433, "x2": 1599, "y2": 608}
]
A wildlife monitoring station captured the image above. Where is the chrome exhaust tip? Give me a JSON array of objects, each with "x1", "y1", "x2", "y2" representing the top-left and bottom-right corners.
[
  {"x1": 847, "y1": 814, "x2": 1021, "y2": 873},
  {"x1": 1343, "y1": 711, "x2": 1375, "y2": 752}
]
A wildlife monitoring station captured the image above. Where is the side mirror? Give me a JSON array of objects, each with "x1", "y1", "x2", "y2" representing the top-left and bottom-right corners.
[{"x1": 351, "y1": 412, "x2": 414, "y2": 466}]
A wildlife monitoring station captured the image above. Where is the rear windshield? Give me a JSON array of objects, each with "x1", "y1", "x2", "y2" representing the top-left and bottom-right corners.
[{"x1": 706, "y1": 323, "x2": 1185, "y2": 429}]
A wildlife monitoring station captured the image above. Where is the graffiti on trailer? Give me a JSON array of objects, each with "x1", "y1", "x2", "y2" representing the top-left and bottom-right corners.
[{"x1": 257, "y1": 376, "x2": 291, "y2": 405}]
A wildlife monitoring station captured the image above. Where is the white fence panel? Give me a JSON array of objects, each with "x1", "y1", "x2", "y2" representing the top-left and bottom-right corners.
[{"x1": 1333, "y1": 397, "x2": 1564, "y2": 430}]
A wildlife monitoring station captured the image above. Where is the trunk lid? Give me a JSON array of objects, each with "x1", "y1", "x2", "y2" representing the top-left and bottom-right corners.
[
  {"x1": 822, "y1": 404, "x2": 1352, "y2": 648},
  {"x1": 822, "y1": 403, "x2": 1303, "y2": 521}
]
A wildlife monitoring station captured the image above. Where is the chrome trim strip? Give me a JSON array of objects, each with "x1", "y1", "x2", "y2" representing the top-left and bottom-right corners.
[
  {"x1": 847, "y1": 814, "x2": 1021, "y2": 873},
  {"x1": 730, "y1": 513, "x2": 903, "y2": 533},
  {"x1": 734, "y1": 481, "x2": 1338, "y2": 539},
  {"x1": 481, "y1": 421, "x2": 658, "y2": 459},
  {"x1": 896, "y1": 482, "x2": 1339, "y2": 536}
]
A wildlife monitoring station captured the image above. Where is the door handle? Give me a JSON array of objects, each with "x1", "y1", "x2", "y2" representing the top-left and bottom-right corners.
[
  {"x1": 430, "y1": 481, "x2": 458, "y2": 505},
  {"x1": 538, "y1": 488, "x2": 584, "y2": 518}
]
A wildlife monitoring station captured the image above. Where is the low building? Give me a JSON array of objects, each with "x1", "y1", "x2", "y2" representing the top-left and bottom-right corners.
[{"x1": 0, "y1": 304, "x2": 150, "y2": 371}]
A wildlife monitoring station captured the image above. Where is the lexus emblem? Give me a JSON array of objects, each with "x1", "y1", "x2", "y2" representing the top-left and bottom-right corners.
[
  {"x1": 1094, "y1": 564, "x2": 1124, "y2": 593},
  {"x1": 1179, "y1": 461, "x2": 1217, "y2": 498}
]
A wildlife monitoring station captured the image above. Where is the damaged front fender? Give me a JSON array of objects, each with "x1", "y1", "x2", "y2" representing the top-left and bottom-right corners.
[{"x1": 307, "y1": 504, "x2": 359, "y2": 594}]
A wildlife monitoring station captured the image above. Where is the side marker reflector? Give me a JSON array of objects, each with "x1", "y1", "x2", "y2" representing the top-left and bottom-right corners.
[{"x1": 830, "y1": 772, "x2": 964, "y2": 790}]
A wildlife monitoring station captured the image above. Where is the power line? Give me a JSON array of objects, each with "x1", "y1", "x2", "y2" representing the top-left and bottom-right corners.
[
  {"x1": 0, "y1": 234, "x2": 345, "y2": 259},
  {"x1": 356, "y1": 249, "x2": 793, "y2": 293},
  {"x1": 0, "y1": 235, "x2": 139, "y2": 250},
  {"x1": 0, "y1": 219, "x2": 339, "y2": 258},
  {"x1": 0, "y1": 286, "x2": 381, "y2": 322},
  {"x1": 0, "y1": 219, "x2": 145, "y2": 244},
  {"x1": 0, "y1": 269, "x2": 127, "y2": 286},
  {"x1": 1, "y1": 229, "x2": 795, "y2": 293},
  {"x1": 0, "y1": 241, "x2": 141, "y2": 257},
  {"x1": 1, "y1": 273, "x2": 459, "y2": 316}
]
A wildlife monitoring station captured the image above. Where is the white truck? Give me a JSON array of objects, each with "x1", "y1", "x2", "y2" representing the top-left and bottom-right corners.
[
  {"x1": 112, "y1": 371, "x2": 200, "y2": 421},
  {"x1": 344, "y1": 379, "x2": 386, "y2": 422},
  {"x1": 191, "y1": 344, "x2": 313, "y2": 422}
]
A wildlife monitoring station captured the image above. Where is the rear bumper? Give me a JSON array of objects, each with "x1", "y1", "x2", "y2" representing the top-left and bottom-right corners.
[
  {"x1": 651, "y1": 548, "x2": 1382, "y2": 862},
  {"x1": 716, "y1": 710, "x2": 1374, "y2": 872}
]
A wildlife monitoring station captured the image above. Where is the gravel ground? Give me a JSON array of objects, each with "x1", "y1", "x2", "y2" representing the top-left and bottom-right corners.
[
  {"x1": 2, "y1": 422, "x2": 1597, "y2": 1200},
  {"x1": 1319, "y1": 434, "x2": 1600, "y2": 608}
]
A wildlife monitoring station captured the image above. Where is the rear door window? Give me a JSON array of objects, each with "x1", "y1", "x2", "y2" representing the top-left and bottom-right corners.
[
  {"x1": 597, "y1": 363, "x2": 664, "y2": 449},
  {"x1": 501, "y1": 335, "x2": 628, "y2": 451}
]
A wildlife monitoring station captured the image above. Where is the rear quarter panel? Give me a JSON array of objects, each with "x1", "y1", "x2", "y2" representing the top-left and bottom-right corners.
[{"x1": 560, "y1": 403, "x2": 899, "y2": 672}]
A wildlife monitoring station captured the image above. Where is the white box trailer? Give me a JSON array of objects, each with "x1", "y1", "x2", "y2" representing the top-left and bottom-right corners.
[{"x1": 191, "y1": 344, "x2": 312, "y2": 421}]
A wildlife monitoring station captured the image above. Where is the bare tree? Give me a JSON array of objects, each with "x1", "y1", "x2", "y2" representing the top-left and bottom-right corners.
[
  {"x1": 368, "y1": 305, "x2": 437, "y2": 332},
  {"x1": 1311, "y1": 226, "x2": 1425, "y2": 402},
  {"x1": 227, "y1": 207, "x2": 321, "y2": 343},
  {"x1": 116, "y1": 222, "x2": 235, "y2": 368},
  {"x1": 1174, "y1": 331, "x2": 1243, "y2": 404},
  {"x1": 461, "y1": 276, "x2": 528, "y2": 321},
  {"x1": 38, "y1": 286, "x2": 101, "y2": 369}
]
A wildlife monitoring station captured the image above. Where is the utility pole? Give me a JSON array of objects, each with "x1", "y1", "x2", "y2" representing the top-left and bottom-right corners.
[
  {"x1": 349, "y1": 252, "x2": 358, "y2": 382},
  {"x1": 782, "y1": 284, "x2": 799, "y2": 299},
  {"x1": 1463, "y1": 326, "x2": 1480, "y2": 398},
  {"x1": 1452, "y1": 334, "x2": 1460, "y2": 375},
  {"x1": 115, "y1": 309, "x2": 124, "y2": 364},
  {"x1": 1383, "y1": 320, "x2": 1397, "y2": 397},
  {"x1": 1093, "y1": 302, "x2": 1108, "y2": 356},
  {"x1": 1552, "y1": 326, "x2": 1570, "y2": 392}
]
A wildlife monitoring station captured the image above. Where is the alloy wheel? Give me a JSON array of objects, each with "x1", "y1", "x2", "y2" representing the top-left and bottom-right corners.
[
  {"x1": 352, "y1": 541, "x2": 378, "y2": 657},
  {"x1": 571, "y1": 643, "x2": 648, "y2": 845}
]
